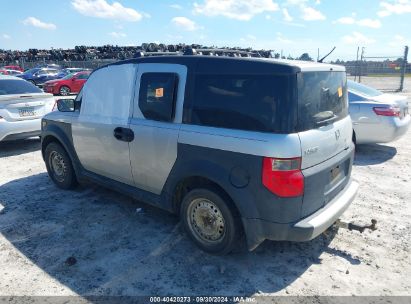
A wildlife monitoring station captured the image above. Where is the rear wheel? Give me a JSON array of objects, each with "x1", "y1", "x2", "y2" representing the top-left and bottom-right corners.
[
  {"x1": 59, "y1": 85, "x2": 71, "y2": 96},
  {"x1": 180, "y1": 188, "x2": 241, "y2": 255},
  {"x1": 45, "y1": 142, "x2": 77, "y2": 189}
]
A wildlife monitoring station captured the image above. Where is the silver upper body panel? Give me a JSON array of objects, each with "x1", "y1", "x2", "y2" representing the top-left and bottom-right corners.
[{"x1": 43, "y1": 60, "x2": 352, "y2": 192}]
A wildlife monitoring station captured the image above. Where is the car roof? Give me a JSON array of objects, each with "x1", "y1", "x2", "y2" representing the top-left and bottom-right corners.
[
  {"x1": 104, "y1": 55, "x2": 345, "y2": 74},
  {"x1": 72, "y1": 71, "x2": 90, "y2": 75}
]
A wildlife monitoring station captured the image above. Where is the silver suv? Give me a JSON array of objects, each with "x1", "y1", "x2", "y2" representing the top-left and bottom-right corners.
[{"x1": 41, "y1": 54, "x2": 358, "y2": 254}]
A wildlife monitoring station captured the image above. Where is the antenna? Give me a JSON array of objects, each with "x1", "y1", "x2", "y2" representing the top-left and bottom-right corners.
[{"x1": 318, "y1": 46, "x2": 336, "y2": 63}]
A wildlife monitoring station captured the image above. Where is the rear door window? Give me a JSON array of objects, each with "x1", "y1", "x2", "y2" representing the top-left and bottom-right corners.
[
  {"x1": 0, "y1": 80, "x2": 42, "y2": 95},
  {"x1": 138, "y1": 73, "x2": 178, "y2": 122},
  {"x1": 187, "y1": 74, "x2": 295, "y2": 133},
  {"x1": 348, "y1": 80, "x2": 382, "y2": 97},
  {"x1": 297, "y1": 71, "x2": 348, "y2": 131}
]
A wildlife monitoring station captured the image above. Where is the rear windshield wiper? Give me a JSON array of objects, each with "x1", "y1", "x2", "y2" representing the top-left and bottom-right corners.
[{"x1": 313, "y1": 111, "x2": 338, "y2": 126}]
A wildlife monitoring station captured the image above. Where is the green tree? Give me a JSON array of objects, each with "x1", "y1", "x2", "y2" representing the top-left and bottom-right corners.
[{"x1": 298, "y1": 53, "x2": 313, "y2": 61}]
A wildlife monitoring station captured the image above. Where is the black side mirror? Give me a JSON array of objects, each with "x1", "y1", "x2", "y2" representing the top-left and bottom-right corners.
[{"x1": 56, "y1": 99, "x2": 75, "y2": 112}]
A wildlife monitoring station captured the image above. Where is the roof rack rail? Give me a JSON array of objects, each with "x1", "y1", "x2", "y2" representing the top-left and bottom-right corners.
[
  {"x1": 133, "y1": 47, "x2": 273, "y2": 59},
  {"x1": 134, "y1": 51, "x2": 181, "y2": 58}
]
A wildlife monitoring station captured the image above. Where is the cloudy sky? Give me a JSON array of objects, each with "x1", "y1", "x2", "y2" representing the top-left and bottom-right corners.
[{"x1": 0, "y1": 0, "x2": 410, "y2": 61}]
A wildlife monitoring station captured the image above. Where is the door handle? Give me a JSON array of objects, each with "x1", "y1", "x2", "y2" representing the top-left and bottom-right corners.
[{"x1": 113, "y1": 127, "x2": 134, "y2": 142}]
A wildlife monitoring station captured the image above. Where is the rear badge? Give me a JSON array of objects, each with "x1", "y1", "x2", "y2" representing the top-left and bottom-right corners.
[
  {"x1": 304, "y1": 146, "x2": 319, "y2": 155},
  {"x1": 335, "y1": 129, "x2": 341, "y2": 140}
]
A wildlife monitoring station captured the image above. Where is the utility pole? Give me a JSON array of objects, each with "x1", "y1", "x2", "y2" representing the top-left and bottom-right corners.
[
  {"x1": 399, "y1": 45, "x2": 408, "y2": 92},
  {"x1": 355, "y1": 46, "x2": 359, "y2": 82},
  {"x1": 359, "y1": 47, "x2": 365, "y2": 83}
]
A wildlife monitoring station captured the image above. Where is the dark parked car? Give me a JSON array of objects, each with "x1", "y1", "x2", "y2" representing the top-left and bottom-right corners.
[
  {"x1": 35, "y1": 64, "x2": 62, "y2": 70},
  {"x1": 17, "y1": 68, "x2": 60, "y2": 86}
]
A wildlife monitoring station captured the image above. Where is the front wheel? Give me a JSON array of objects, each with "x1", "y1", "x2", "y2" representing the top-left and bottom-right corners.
[
  {"x1": 59, "y1": 85, "x2": 71, "y2": 96},
  {"x1": 45, "y1": 142, "x2": 77, "y2": 189},
  {"x1": 180, "y1": 188, "x2": 241, "y2": 255}
]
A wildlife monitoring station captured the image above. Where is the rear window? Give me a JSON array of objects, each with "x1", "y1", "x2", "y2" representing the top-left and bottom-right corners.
[
  {"x1": 348, "y1": 80, "x2": 382, "y2": 97},
  {"x1": 297, "y1": 72, "x2": 348, "y2": 131},
  {"x1": 0, "y1": 80, "x2": 42, "y2": 95},
  {"x1": 187, "y1": 74, "x2": 296, "y2": 133}
]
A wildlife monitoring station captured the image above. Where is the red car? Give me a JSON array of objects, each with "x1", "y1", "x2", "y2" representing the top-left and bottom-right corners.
[
  {"x1": 3, "y1": 65, "x2": 24, "y2": 72},
  {"x1": 43, "y1": 71, "x2": 91, "y2": 95}
]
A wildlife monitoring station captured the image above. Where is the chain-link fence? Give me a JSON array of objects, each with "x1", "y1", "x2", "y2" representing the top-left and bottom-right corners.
[
  {"x1": 340, "y1": 46, "x2": 409, "y2": 92},
  {"x1": 2, "y1": 44, "x2": 409, "y2": 91},
  {"x1": 18, "y1": 58, "x2": 117, "y2": 70}
]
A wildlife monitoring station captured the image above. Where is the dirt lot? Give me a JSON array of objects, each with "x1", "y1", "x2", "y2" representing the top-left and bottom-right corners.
[{"x1": 0, "y1": 77, "x2": 410, "y2": 298}]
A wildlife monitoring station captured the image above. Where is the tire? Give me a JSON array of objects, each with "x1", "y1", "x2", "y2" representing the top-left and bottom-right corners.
[
  {"x1": 44, "y1": 142, "x2": 77, "y2": 189},
  {"x1": 59, "y1": 85, "x2": 71, "y2": 96},
  {"x1": 352, "y1": 131, "x2": 357, "y2": 146},
  {"x1": 180, "y1": 188, "x2": 241, "y2": 255}
]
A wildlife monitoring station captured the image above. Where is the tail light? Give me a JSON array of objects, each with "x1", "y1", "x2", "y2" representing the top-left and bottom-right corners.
[
  {"x1": 262, "y1": 157, "x2": 304, "y2": 197},
  {"x1": 373, "y1": 106, "x2": 400, "y2": 117}
]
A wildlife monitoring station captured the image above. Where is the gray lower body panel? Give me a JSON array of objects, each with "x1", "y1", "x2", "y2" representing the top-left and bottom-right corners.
[{"x1": 243, "y1": 179, "x2": 359, "y2": 250}]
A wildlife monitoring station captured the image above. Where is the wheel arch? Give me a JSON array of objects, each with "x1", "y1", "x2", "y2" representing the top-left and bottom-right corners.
[
  {"x1": 41, "y1": 122, "x2": 82, "y2": 177},
  {"x1": 171, "y1": 175, "x2": 241, "y2": 219}
]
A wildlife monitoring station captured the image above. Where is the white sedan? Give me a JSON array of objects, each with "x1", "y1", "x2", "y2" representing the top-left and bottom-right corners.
[
  {"x1": 348, "y1": 80, "x2": 410, "y2": 144},
  {"x1": 0, "y1": 75, "x2": 55, "y2": 141}
]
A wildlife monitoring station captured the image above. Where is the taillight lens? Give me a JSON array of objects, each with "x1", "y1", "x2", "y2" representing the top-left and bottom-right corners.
[
  {"x1": 262, "y1": 157, "x2": 304, "y2": 197},
  {"x1": 373, "y1": 106, "x2": 400, "y2": 117}
]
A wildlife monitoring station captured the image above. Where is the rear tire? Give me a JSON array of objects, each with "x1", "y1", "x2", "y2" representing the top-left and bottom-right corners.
[
  {"x1": 45, "y1": 142, "x2": 77, "y2": 189},
  {"x1": 352, "y1": 131, "x2": 357, "y2": 146},
  {"x1": 180, "y1": 188, "x2": 241, "y2": 255},
  {"x1": 59, "y1": 86, "x2": 71, "y2": 96}
]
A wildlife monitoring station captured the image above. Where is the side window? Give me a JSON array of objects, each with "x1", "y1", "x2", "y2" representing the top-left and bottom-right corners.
[
  {"x1": 77, "y1": 73, "x2": 89, "y2": 80},
  {"x1": 138, "y1": 73, "x2": 178, "y2": 122},
  {"x1": 81, "y1": 64, "x2": 135, "y2": 122},
  {"x1": 188, "y1": 74, "x2": 293, "y2": 133}
]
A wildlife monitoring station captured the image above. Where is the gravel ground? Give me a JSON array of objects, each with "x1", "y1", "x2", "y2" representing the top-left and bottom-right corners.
[{"x1": 0, "y1": 77, "x2": 410, "y2": 298}]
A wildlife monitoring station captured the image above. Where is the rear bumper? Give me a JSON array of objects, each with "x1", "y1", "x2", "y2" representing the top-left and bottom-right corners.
[
  {"x1": 388, "y1": 115, "x2": 410, "y2": 142},
  {"x1": 0, "y1": 118, "x2": 42, "y2": 141},
  {"x1": 356, "y1": 115, "x2": 410, "y2": 144},
  {"x1": 243, "y1": 179, "x2": 359, "y2": 251}
]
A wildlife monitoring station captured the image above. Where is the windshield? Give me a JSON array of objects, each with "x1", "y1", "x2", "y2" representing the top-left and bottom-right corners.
[
  {"x1": 0, "y1": 79, "x2": 42, "y2": 95},
  {"x1": 24, "y1": 68, "x2": 40, "y2": 75},
  {"x1": 297, "y1": 71, "x2": 348, "y2": 131},
  {"x1": 62, "y1": 73, "x2": 75, "y2": 80},
  {"x1": 348, "y1": 80, "x2": 382, "y2": 97}
]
